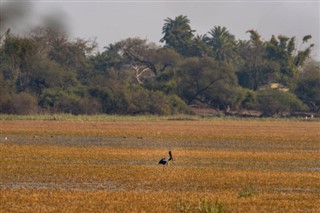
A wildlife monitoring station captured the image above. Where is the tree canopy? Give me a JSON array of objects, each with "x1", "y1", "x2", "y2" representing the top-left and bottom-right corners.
[{"x1": 0, "y1": 15, "x2": 318, "y2": 117}]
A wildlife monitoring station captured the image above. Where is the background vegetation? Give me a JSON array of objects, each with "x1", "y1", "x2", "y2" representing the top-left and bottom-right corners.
[{"x1": 1, "y1": 15, "x2": 319, "y2": 116}]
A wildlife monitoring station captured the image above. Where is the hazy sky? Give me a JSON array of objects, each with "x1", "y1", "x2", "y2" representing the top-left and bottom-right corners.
[{"x1": 1, "y1": 0, "x2": 319, "y2": 59}]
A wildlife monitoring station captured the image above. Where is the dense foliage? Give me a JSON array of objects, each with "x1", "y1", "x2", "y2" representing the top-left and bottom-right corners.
[{"x1": 0, "y1": 15, "x2": 318, "y2": 116}]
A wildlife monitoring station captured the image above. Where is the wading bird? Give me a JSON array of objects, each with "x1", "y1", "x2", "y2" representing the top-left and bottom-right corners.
[{"x1": 158, "y1": 151, "x2": 173, "y2": 165}]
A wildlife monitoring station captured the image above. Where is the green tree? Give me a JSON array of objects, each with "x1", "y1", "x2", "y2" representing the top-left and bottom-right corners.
[
  {"x1": 1, "y1": 30, "x2": 81, "y2": 96},
  {"x1": 113, "y1": 38, "x2": 181, "y2": 85},
  {"x1": 189, "y1": 34, "x2": 212, "y2": 57},
  {"x1": 264, "y1": 34, "x2": 314, "y2": 89},
  {"x1": 0, "y1": 34, "x2": 39, "y2": 92},
  {"x1": 30, "y1": 27, "x2": 95, "y2": 84},
  {"x1": 160, "y1": 15, "x2": 195, "y2": 56},
  {"x1": 295, "y1": 60, "x2": 320, "y2": 112},
  {"x1": 294, "y1": 35, "x2": 314, "y2": 67},
  {"x1": 91, "y1": 43, "x2": 123, "y2": 76},
  {"x1": 176, "y1": 57, "x2": 242, "y2": 110},
  {"x1": 237, "y1": 31, "x2": 279, "y2": 90},
  {"x1": 206, "y1": 26, "x2": 237, "y2": 63}
]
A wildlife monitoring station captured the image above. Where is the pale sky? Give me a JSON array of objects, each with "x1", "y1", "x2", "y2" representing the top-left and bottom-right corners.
[{"x1": 1, "y1": 0, "x2": 319, "y2": 60}]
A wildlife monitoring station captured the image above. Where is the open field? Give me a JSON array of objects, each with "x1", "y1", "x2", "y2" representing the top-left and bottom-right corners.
[{"x1": 0, "y1": 117, "x2": 319, "y2": 212}]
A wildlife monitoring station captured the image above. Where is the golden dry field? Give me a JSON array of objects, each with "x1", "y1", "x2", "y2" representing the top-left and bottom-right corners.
[{"x1": 0, "y1": 117, "x2": 319, "y2": 212}]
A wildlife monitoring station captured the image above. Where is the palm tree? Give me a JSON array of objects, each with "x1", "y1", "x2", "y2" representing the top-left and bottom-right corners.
[
  {"x1": 207, "y1": 26, "x2": 236, "y2": 63},
  {"x1": 246, "y1": 30, "x2": 262, "y2": 45},
  {"x1": 160, "y1": 15, "x2": 195, "y2": 56},
  {"x1": 190, "y1": 34, "x2": 211, "y2": 57}
]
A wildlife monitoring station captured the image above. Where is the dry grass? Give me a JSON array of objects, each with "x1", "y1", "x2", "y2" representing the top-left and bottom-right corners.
[{"x1": 0, "y1": 119, "x2": 319, "y2": 212}]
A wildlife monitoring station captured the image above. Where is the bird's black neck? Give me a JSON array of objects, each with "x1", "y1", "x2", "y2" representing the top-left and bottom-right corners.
[{"x1": 169, "y1": 152, "x2": 173, "y2": 161}]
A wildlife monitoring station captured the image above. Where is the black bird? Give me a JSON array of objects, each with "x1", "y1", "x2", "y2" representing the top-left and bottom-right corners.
[{"x1": 158, "y1": 151, "x2": 173, "y2": 165}]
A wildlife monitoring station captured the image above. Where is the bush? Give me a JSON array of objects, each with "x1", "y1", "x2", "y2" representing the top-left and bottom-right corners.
[
  {"x1": 127, "y1": 88, "x2": 191, "y2": 115},
  {"x1": 126, "y1": 87, "x2": 172, "y2": 115},
  {"x1": 88, "y1": 85, "x2": 190, "y2": 115},
  {"x1": 175, "y1": 199, "x2": 225, "y2": 213},
  {"x1": 257, "y1": 88, "x2": 307, "y2": 117},
  {"x1": 238, "y1": 186, "x2": 257, "y2": 198},
  {"x1": 57, "y1": 96, "x2": 102, "y2": 115},
  {"x1": 0, "y1": 92, "x2": 38, "y2": 114},
  {"x1": 198, "y1": 199, "x2": 225, "y2": 213},
  {"x1": 241, "y1": 89, "x2": 257, "y2": 109},
  {"x1": 175, "y1": 199, "x2": 192, "y2": 212},
  {"x1": 168, "y1": 94, "x2": 191, "y2": 114},
  {"x1": 39, "y1": 89, "x2": 102, "y2": 115}
]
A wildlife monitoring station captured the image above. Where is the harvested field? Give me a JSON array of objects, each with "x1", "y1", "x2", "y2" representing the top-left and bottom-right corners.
[{"x1": 0, "y1": 118, "x2": 319, "y2": 212}]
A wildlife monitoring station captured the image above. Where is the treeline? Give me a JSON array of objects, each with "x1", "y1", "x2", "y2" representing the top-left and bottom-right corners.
[{"x1": 0, "y1": 15, "x2": 319, "y2": 116}]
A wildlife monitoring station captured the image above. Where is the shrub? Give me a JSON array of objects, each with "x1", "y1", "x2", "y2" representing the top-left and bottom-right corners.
[
  {"x1": 168, "y1": 94, "x2": 191, "y2": 114},
  {"x1": 119, "y1": 86, "x2": 189, "y2": 115},
  {"x1": 126, "y1": 87, "x2": 171, "y2": 115},
  {"x1": 198, "y1": 199, "x2": 225, "y2": 213},
  {"x1": 257, "y1": 88, "x2": 307, "y2": 117},
  {"x1": 241, "y1": 89, "x2": 257, "y2": 109},
  {"x1": 175, "y1": 199, "x2": 192, "y2": 212},
  {"x1": 238, "y1": 186, "x2": 257, "y2": 198},
  {"x1": 57, "y1": 96, "x2": 102, "y2": 115},
  {"x1": 175, "y1": 199, "x2": 225, "y2": 213},
  {"x1": 39, "y1": 89, "x2": 102, "y2": 115},
  {"x1": 0, "y1": 92, "x2": 38, "y2": 114}
]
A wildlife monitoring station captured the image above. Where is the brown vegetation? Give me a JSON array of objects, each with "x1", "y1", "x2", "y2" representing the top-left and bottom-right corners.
[{"x1": 1, "y1": 119, "x2": 319, "y2": 212}]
